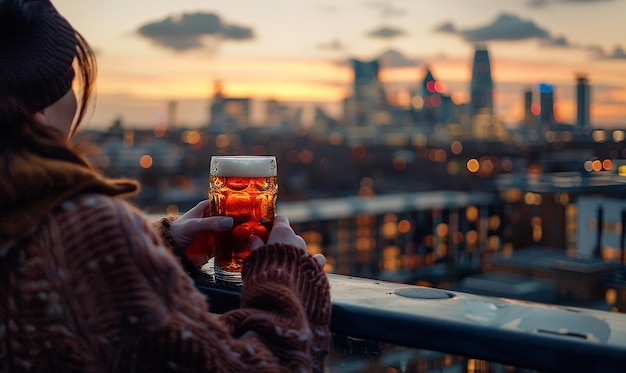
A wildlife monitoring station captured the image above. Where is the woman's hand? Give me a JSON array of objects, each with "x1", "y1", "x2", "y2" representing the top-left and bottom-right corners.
[
  {"x1": 170, "y1": 200, "x2": 233, "y2": 249},
  {"x1": 249, "y1": 216, "x2": 325, "y2": 267}
]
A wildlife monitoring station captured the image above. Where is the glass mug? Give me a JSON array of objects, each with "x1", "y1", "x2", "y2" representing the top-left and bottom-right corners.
[{"x1": 209, "y1": 156, "x2": 278, "y2": 283}]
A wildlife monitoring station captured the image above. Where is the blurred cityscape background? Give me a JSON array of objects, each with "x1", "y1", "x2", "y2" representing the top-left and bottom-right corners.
[
  {"x1": 78, "y1": 42, "x2": 626, "y2": 314},
  {"x1": 51, "y1": 2, "x2": 626, "y2": 370}
]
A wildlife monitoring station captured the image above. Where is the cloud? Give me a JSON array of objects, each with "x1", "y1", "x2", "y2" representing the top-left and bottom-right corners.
[
  {"x1": 434, "y1": 21, "x2": 456, "y2": 34},
  {"x1": 365, "y1": 1, "x2": 407, "y2": 17},
  {"x1": 540, "y1": 35, "x2": 573, "y2": 47},
  {"x1": 436, "y1": 12, "x2": 626, "y2": 64},
  {"x1": 318, "y1": 38, "x2": 345, "y2": 51},
  {"x1": 528, "y1": 0, "x2": 614, "y2": 7},
  {"x1": 377, "y1": 49, "x2": 421, "y2": 67},
  {"x1": 335, "y1": 48, "x2": 420, "y2": 68},
  {"x1": 595, "y1": 45, "x2": 626, "y2": 60},
  {"x1": 366, "y1": 25, "x2": 407, "y2": 39},
  {"x1": 136, "y1": 12, "x2": 254, "y2": 52},
  {"x1": 435, "y1": 13, "x2": 549, "y2": 43},
  {"x1": 527, "y1": 0, "x2": 550, "y2": 7},
  {"x1": 583, "y1": 43, "x2": 626, "y2": 60},
  {"x1": 586, "y1": 44, "x2": 606, "y2": 55}
]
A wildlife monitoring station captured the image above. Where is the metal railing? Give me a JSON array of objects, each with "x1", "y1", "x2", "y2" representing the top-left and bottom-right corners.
[{"x1": 195, "y1": 273, "x2": 626, "y2": 373}]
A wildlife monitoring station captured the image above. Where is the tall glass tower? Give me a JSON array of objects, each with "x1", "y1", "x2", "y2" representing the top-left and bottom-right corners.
[
  {"x1": 576, "y1": 74, "x2": 591, "y2": 127},
  {"x1": 539, "y1": 83, "x2": 555, "y2": 125},
  {"x1": 469, "y1": 46, "x2": 494, "y2": 119},
  {"x1": 349, "y1": 58, "x2": 387, "y2": 127}
]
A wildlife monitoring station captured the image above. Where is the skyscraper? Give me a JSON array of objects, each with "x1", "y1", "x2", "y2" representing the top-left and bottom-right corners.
[
  {"x1": 167, "y1": 100, "x2": 178, "y2": 128},
  {"x1": 576, "y1": 74, "x2": 591, "y2": 127},
  {"x1": 523, "y1": 88, "x2": 538, "y2": 135},
  {"x1": 421, "y1": 65, "x2": 442, "y2": 124},
  {"x1": 539, "y1": 83, "x2": 555, "y2": 125},
  {"x1": 469, "y1": 46, "x2": 494, "y2": 119},
  {"x1": 523, "y1": 89, "x2": 533, "y2": 128},
  {"x1": 345, "y1": 58, "x2": 387, "y2": 127},
  {"x1": 418, "y1": 65, "x2": 455, "y2": 126}
]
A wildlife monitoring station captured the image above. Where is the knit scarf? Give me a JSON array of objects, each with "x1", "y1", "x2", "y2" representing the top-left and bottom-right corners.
[{"x1": 0, "y1": 149, "x2": 138, "y2": 253}]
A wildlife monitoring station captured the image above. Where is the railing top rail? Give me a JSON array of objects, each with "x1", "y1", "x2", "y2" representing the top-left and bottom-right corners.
[
  {"x1": 326, "y1": 274, "x2": 626, "y2": 372},
  {"x1": 278, "y1": 191, "x2": 497, "y2": 223},
  {"x1": 197, "y1": 273, "x2": 626, "y2": 373}
]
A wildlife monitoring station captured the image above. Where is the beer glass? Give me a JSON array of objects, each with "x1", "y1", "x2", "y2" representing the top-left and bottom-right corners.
[{"x1": 209, "y1": 156, "x2": 277, "y2": 283}]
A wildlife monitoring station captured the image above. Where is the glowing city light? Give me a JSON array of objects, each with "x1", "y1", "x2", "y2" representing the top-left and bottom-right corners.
[
  {"x1": 467, "y1": 159, "x2": 480, "y2": 173},
  {"x1": 426, "y1": 81, "x2": 436, "y2": 92},
  {"x1": 593, "y1": 130, "x2": 607, "y2": 142},
  {"x1": 182, "y1": 130, "x2": 202, "y2": 145},
  {"x1": 393, "y1": 157, "x2": 407, "y2": 171},
  {"x1": 411, "y1": 96, "x2": 424, "y2": 109},
  {"x1": 592, "y1": 160, "x2": 602, "y2": 172},
  {"x1": 466, "y1": 206, "x2": 478, "y2": 221},
  {"x1": 450, "y1": 140, "x2": 463, "y2": 155},
  {"x1": 398, "y1": 220, "x2": 411, "y2": 234},
  {"x1": 216, "y1": 134, "x2": 230, "y2": 148},
  {"x1": 139, "y1": 155, "x2": 153, "y2": 168}
]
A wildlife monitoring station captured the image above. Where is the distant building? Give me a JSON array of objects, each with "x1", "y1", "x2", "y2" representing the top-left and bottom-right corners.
[
  {"x1": 209, "y1": 80, "x2": 250, "y2": 133},
  {"x1": 264, "y1": 99, "x2": 280, "y2": 127},
  {"x1": 281, "y1": 191, "x2": 500, "y2": 280},
  {"x1": 523, "y1": 89, "x2": 534, "y2": 128},
  {"x1": 167, "y1": 100, "x2": 178, "y2": 128},
  {"x1": 469, "y1": 46, "x2": 494, "y2": 120},
  {"x1": 539, "y1": 83, "x2": 555, "y2": 126},
  {"x1": 344, "y1": 58, "x2": 388, "y2": 129},
  {"x1": 577, "y1": 74, "x2": 591, "y2": 128},
  {"x1": 312, "y1": 106, "x2": 339, "y2": 134},
  {"x1": 468, "y1": 46, "x2": 498, "y2": 140},
  {"x1": 419, "y1": 65, "x2": 453, "y2": 126}
]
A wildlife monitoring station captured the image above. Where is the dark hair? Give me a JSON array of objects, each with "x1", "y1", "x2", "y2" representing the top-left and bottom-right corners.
[
  {"x1": 70, "y1": 30, "x2": 97, "y2": 139},
  {"x1": 0, "y1": 0, "x2": 97, "y2": 163}
]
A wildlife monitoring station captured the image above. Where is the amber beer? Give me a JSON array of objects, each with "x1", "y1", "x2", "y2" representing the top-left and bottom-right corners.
[{"x1": 209, "y1": 156, "x2": 277, "y2": 283}]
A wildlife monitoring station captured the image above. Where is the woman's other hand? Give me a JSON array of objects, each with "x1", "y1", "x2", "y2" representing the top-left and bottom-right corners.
[{"x1": 249, "y1": 216, "x2": 325, "y2": 267}]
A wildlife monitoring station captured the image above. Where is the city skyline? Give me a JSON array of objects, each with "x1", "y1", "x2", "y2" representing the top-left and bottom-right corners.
[{"x1": 53, "y1": 0, "x2": 626, "y2": 129}]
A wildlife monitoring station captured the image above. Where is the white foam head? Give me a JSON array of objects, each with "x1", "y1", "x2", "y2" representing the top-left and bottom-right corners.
[{"x1": 210, "y1": 156, "x2": 277, "y2": 177}]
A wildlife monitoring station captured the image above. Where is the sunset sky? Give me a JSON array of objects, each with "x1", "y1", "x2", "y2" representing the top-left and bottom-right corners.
[{"x1": 53, "y1": 0, "x2": 626, "y2": 130}]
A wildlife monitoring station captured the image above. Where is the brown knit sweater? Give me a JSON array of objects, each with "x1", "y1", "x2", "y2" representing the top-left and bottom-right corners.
[{"x1": 0, "y1": 150, "x2": 331, "y2": 372}]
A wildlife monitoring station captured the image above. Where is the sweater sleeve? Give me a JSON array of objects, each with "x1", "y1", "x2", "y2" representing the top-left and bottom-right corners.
[
  {"x1": 62, "y1": 195, "x2": 330, "y2": 372},
  {"x1": 222, "y1": 243, "x2": 331, "y2": 372},
  {"x1": 150, "y1": 216, "x2": 198, "y2": 275},
  {"x1": 152, "y1": 215, "x2": 180, "y2": 252}
]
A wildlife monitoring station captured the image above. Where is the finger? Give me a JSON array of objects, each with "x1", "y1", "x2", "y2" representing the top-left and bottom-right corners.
[
  {"x1": 184, "y1": 200, "x2": 210, "y2": 219},
  {"x1": 266, "y1": 224, "x2": 296, "y2": 244},
  {"x1": 267, "y1": 216, "x2": 294, "y2": 244},
  {"x1": 249, "y1": 235, "x2": 265, "y2": 251},
  {"x1": 268, "y1": 230, "x2": 306, "y2": 249},
  {"x1": 313, "y1": 254, "x2": 326, "y2": 267},
  {"x1": 272, "y1": 215, "x2": 290, "y2": 229},
  {"x1": 196, "y1": 216, "x2": 233, "y2": 232},
  {"x1": 293, "y1": 235, "x2": 306, "y2": 250},
  {"x1": 171, "y1": 216, "x2": 232, "y2": 248},
  {"x1": 180, "y1": 217, "x2": 232, "y2": 238}
]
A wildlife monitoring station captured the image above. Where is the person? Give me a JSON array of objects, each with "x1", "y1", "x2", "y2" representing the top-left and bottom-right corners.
[{"x1": 0, "y1": 0, "x2": 331, "y2": 371}]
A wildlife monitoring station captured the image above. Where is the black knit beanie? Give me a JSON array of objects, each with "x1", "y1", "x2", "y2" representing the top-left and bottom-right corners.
[{"x1": 0, "y1": 0, "x2": 76, "y2": 113}]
